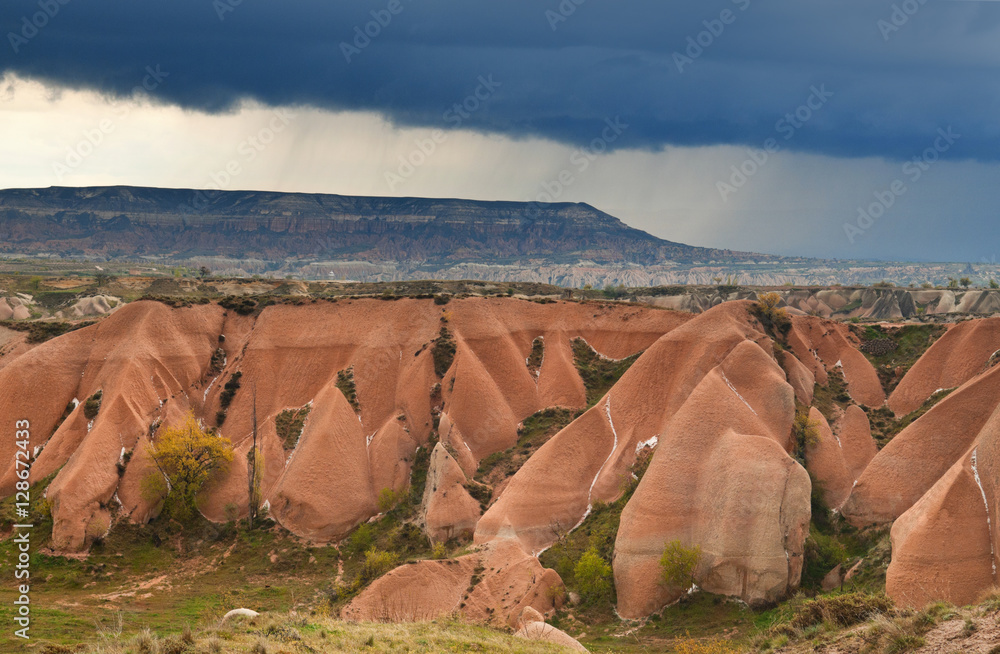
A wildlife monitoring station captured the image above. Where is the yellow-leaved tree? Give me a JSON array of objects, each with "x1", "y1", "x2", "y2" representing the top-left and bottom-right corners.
[{"x1": 144, "y1": 412, "x2": 234, "y2": 521}]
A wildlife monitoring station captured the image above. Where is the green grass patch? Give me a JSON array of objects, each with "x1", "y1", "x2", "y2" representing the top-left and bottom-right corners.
[
  {"x1": 83, "y1": 390, "x2": 103, "y2": 420},
  {"x1": 853, "y1": 324, "x2": 947, "y2": 395},
  {"x1": 526, "y1": 336, "x2": 544, "y2": 377},
  {"x1": 276, "y1": 405, "x2": 311, "y2": 450},
  {"x1": 812, "y1": 368, "x2": 852, "y2": 423},
  {"x1": 335, "y1": 367, "x2": 359, "y2": 412},
  {"x1": 0, "y1": 319, "x2": 95, "y2": 343},
  {"x1": 475, "y1": 408, "x2": 578, "y2": 486},
  {"x1": 571, "y1": 338, "x2": 642, "y2": 407},
  {"x1": 540, "y1": 450, "x2": 652, "y2": 621},
  {"x1": 431, "y1": 327, "x2": 457, "y2": 378},
  {"x1": 865, "y1": 388, "x2": 955, "y2": 449}
]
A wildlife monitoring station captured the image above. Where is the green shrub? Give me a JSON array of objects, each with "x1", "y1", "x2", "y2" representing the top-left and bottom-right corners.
[
  {"x1": 463, "y1": 481, "x2": 492, "y2": 512},
  {"x1": 802, "y1": 525, "x2": 850, "y2": 588},
  {"x1": 574, "y1": 547, "x2": 613, "y2": 603},
  {"x1": 336, "y1": 368, "x2": 359, "y2": 412},
  {"x1": 377, "y1": 487, "x2": 403, "y2": 513},
  {"x1": 526, "y1": 337, "x2": 544, "y2": 376},
  {"x1": 432, "y1": 327, "x2": 457, "y2": 378},
  {"x1": 751, "y1": 292, "x2": 791, "y2": 337},
  {"x1": 347, "y1": 523, "x2": 375, "y2": 557},
  {"x1": 219, "y1": 296, "x2": 259, "y2": 315},
  {"x1": 793, "y1": 409, "x2": 820, "y2": 459},
  {"x1": 276, "y1": 405, "x2": 311, "y2": 449},
  {"x1": 360, "y1": 547, "x2": 398, "y2": 584},
  {"x1": 602, "y1": 284, "x2": 628, "y2": 299},
  {"x1": 571, "y1": 338, "x2": 642, "y2": 407},
  {"x1": 219, "y1": 371, "x2": 242, "y2": 409},
  {"x1": 83, "y1": 390, "x2": 103, "y2": 420},
  {"x1": 143, "y1": 412, "x2": 234, "y2": 521},
  {"x1": 660, "y1": 540, "x2": 702, "y2": 589}
]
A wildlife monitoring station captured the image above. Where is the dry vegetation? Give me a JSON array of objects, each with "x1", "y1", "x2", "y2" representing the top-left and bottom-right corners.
[
  {"x1": 36, "y1": 612, "x2": 570, "y2": 654},
  {"x1": 571, "y1": 338, "x2": 642, "y2": 407}
]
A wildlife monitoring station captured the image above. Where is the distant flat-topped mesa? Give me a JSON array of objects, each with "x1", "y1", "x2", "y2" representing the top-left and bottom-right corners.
[{"x1": 0, "y1": 185, "x2": 765, "y2": 267}]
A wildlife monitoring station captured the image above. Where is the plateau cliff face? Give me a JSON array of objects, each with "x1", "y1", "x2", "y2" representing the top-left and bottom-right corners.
[{"x1": 0, "y1": 185, "x2": 762, "y2": 266}]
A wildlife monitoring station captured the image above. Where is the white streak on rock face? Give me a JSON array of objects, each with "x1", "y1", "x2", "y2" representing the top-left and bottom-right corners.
[
  {"x1": 971, "y1": 447, "x2": 997, "y2": 578},
  {"x1": 635, "y1": 435, "x2": 658, "y2": 454},
  {"x1": 203, "y1": 370, "x2": 223, "y2": 401},
  {"x1": 574, "y1": 336, "x2": 623, "y2": 362},
  {"x1": 557, "y1": 397, "x2": 624, "y2": 550},
  {"x1": 720, "y1": 369, "x2": 757, "y2": 416},
  {"x1": 582, "y1": 398, "x2": 622, "y2": 525},
  {"x1": 592, "y1": 397, "x2": 619, "y2": 499}
]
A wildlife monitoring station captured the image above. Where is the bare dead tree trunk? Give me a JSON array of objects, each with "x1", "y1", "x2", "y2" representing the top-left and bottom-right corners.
[{"x1": 247, "y1": 384, "x2": 259, "y2": 529}]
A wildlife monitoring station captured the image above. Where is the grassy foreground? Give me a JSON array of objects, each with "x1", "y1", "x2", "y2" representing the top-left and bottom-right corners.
[{"x1": 33, "y1": 612, "x2": 570, "y2": 654}]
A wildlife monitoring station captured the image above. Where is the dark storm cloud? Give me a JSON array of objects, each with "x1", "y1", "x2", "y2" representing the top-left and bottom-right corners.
[{"x1": 2, "y1": 0, "x2": 999, "y2": 160}]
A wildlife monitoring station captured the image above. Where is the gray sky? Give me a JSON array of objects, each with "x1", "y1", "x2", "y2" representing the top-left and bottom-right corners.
[{"x1": 2, "y1": 0, "x2": 999, "y2": 262}]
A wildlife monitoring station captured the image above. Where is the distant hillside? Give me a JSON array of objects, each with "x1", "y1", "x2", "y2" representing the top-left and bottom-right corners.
[
  {"x1": 0, "y1": 185, "x2": 773, "y2": 267},
  {"x1": 6, "y1": 186, "x2": 995, "y2": 287}
]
